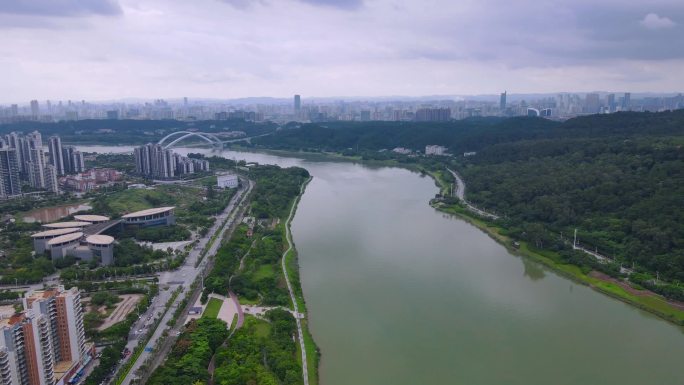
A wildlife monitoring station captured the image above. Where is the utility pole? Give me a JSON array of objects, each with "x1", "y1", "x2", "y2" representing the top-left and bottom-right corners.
[{"x1": 573, "y1": 228, "x2": 577, "y2": 249}]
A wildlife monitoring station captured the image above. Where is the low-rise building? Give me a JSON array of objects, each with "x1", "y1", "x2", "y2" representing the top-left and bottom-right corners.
[
  {"x1": 425, "y1": 145, "x2": 447, "y2": 156},
  {"x1": 31, "y1": 228, "x2": 81, "y2": 254},
  {"x1": 216, "y1": 173, "x2": 239, "y2": 189},
  {"x1": 121, "y1": 206, "x2": 175, "y2": 227}
]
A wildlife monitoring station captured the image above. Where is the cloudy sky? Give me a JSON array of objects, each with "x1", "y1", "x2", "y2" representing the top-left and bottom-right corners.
[{"x1": 1, "y1": 0, "x2": 682, "y2": 102}]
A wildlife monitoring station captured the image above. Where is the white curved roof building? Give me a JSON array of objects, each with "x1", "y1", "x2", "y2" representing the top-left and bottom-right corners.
[
  {"x1": 42, "y1": 221, "x2": 92, "y2": 229},
  {"x1": 86, "y1": 235, "x2": 115, "y2": 265},
  {"x1": 31, "y1": 227, "x2": 81, "y2": 254},
  {"x1": 122, "y1": 206, "x2": 175, "y2": 227},
  {"x1": 73, "y1": 214, "x2": 110, "y2": 223},
  {"x1": 47, "y1": 232, "x2": 84, "y2": 259}
]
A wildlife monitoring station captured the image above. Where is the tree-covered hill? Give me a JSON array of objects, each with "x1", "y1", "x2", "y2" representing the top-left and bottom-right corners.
[{"x1": 253, "y1": 110, "x2": 684, "y2": 286}]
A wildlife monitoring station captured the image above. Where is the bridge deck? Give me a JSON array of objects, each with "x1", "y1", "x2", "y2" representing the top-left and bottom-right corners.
[{"x1": 82, "y1": 219, "x2": 123, "y2": 236}]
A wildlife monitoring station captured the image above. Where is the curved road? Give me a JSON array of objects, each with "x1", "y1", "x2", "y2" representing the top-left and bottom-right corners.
[
  {"x1": 281, "y1": 177, "x2": 312, "y2": 385},
  {"x1": 446, "y1": 168, "x2": 499, "y2": 220}
]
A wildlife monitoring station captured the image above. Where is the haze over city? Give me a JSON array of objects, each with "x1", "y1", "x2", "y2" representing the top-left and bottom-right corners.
[{"x1": 1, "y1": 0, "x2": 683, "y2": 102}]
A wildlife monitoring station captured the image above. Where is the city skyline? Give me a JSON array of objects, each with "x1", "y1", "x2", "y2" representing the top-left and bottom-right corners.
[{"x1": 1, "y1": 0, "x2": 683, "y2": 102}]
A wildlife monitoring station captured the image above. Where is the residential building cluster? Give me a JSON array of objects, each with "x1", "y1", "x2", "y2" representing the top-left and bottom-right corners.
[
  {"x1": 61, "y1": 168, "x2": 123, "y2": 192},
  {"x1": 0, "y1": 285, "x2": 89, "y2": 385},
  {"x1": 0, "y1": 132, "x2": 86, "y2": 198},
  {"x1": 133, "y1": 143, "x2": 209, "y2": 179}
]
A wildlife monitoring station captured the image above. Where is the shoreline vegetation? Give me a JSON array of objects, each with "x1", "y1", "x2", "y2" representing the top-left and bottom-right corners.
[
  {"x1": 283, "y1": 175, "x2": 319, "y2": 385},
  {"x1": 147, "y1": 161, "x2": 319, "y2": 385},
  {"x1": 231, "y1": 146, "x2": 684, "y2": 327}
]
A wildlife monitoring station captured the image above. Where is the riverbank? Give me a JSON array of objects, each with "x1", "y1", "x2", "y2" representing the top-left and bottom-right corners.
[
  {"x1": 283, "y1": 176, "x2": 319, "y2": 385},
  {"x1": 432, "y1": 196, "x2": 684, "y2": 327}
]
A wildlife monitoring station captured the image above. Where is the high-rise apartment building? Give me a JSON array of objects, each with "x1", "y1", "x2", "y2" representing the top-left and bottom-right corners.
[
  {"x1": 62, "y1": 146, "x2": 84, "y2": 174},
  {"x1": 0, "y1": 286, "x2": 87, "y2": 385},
  {"x1": 500, "y1": 91, "x2": 507, "y2": 112},
  {"x1": 44, "y1": 165, "x2": 59, "y2": 194},
  {"x1": 0, "y1": 148, "x2": 21, "y2": 199},
  {"x1": 47, "y1": 136, "x2": 65, "y2": 176},
  {"x1": 134, "y1": 143, "x2": 209, "y2": 179},
  {"x1": 27, "y1": 149, "x2": 47, "y2": 190}
]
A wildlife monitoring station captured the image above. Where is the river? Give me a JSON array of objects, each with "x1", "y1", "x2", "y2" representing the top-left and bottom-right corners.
[{"x1": 78, "y1": 145, "x2": 684, "y2": 385}]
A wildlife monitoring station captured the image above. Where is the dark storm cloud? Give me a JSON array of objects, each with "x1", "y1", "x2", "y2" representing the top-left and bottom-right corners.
[{"x1": 0, "y1": 0, "x2": 122, "y2": 17}]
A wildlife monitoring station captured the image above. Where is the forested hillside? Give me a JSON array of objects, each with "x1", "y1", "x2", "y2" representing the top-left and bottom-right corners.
[{"x1": 253, "y1": 110, "x2": 684, "y2": 286}]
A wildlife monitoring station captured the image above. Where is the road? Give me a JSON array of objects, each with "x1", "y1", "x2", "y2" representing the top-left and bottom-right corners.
[
  {"x1": 281, "y1": 178, "x2": 310, "y2": 385},
  {"x1": 117, "y1": 178, "x2": 253, "y2": 385},
  {"x1": 446, "y1": 168, "x2": 500, "y2": 220}
]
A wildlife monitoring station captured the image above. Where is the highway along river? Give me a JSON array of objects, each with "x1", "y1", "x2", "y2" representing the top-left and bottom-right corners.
[{"x1": 80, "y1": 146, "x2": 684, "y2": 385}]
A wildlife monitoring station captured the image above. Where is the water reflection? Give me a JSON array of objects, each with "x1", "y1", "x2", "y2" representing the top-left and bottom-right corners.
[
  {"x1": 522, "y1": 258, "x2": 546, "y2": 281},
  {"x1": 23, "y1": 203, "x2": 92, "y2": 223}
]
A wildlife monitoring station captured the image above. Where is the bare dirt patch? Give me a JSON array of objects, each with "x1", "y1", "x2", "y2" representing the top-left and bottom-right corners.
[{"x1": 97, "y1": 294, "x2": 143, "y2": 330}]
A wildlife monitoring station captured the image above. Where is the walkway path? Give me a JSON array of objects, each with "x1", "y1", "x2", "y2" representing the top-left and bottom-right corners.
[{"x1": 281, "y1": 177, "x2": 311, "y2": 385}]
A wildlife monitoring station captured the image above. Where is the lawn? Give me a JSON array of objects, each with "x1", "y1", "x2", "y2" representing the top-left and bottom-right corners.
[
  {"x1": 253, "y1": 264, "x2": 275, "y2": 280},
  {"x1": 203, "y1": 297, "x2": 223, "y2": 318}
]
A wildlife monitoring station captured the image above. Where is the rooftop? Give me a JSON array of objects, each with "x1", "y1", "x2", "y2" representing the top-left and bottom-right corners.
[
  {"x1": 74, "y1": 214, "x2": 110, "y2": 222},
  {"x1": 86, "y1": 234, "x2": 115, "y2": 245},
  {"x1": 31, "y1": 227, "x2": 81, "y2": 238},
  {"x1": 42, "y1": 221, "x2": 92, "y2": 229},
  {"x1": 47, "y1": 232, "x2": 83, "y2": 246},
  {"x1": 122, "y1": 206, "x2": 175, "y2": 219}
]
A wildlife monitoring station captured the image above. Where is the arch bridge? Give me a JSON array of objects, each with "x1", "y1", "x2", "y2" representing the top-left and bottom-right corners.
[{"x1": 157, "y1": 131, "x2": 223, "y2": 149}]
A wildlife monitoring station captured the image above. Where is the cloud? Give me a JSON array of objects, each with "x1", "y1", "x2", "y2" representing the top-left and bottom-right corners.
[
  {"x1": 218, "y1": 0, "x2": 362, "y2": 10},
  {"x1": 640, "y1": 13, "x2": 676, "y2": 29},
  {"x1": 299, "y1": 0, "x2": 363, "y2": 10},
  {"x1": 0, "y1": 0, "x2": 122, "y2": 17},
  {"x1": 1, "y1": 0, "x2": 684, "y2": 102}
]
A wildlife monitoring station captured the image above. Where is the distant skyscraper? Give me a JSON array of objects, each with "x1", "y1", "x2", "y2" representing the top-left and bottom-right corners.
[
  {"x1": 585, "y1": 93, "x2": 600, "y2": 114},
  {"x1": 106, "y1": 110, "x2": 119, "y2": 120},
  {"x1": 606, "y1": 94, "x2": 616, "y2": 113},
  {"x1": 47, "y1": 136, "x2": 65, "y2": 176},
  {"x1": 294, "y1": 95, "x2": 301, "y2": 114},
  {"x1": 0, "y1": 148, "x2": 21, "y2": 198},
  {"x1": 622, "y1": 92, "x2": 631, "y2": 111},
  {"x1": 500, "y1": 91, "x2": 507, "y2": 111},
  {"x1": 30, "y1": 100, "x2": 39, "y2": 118}
]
